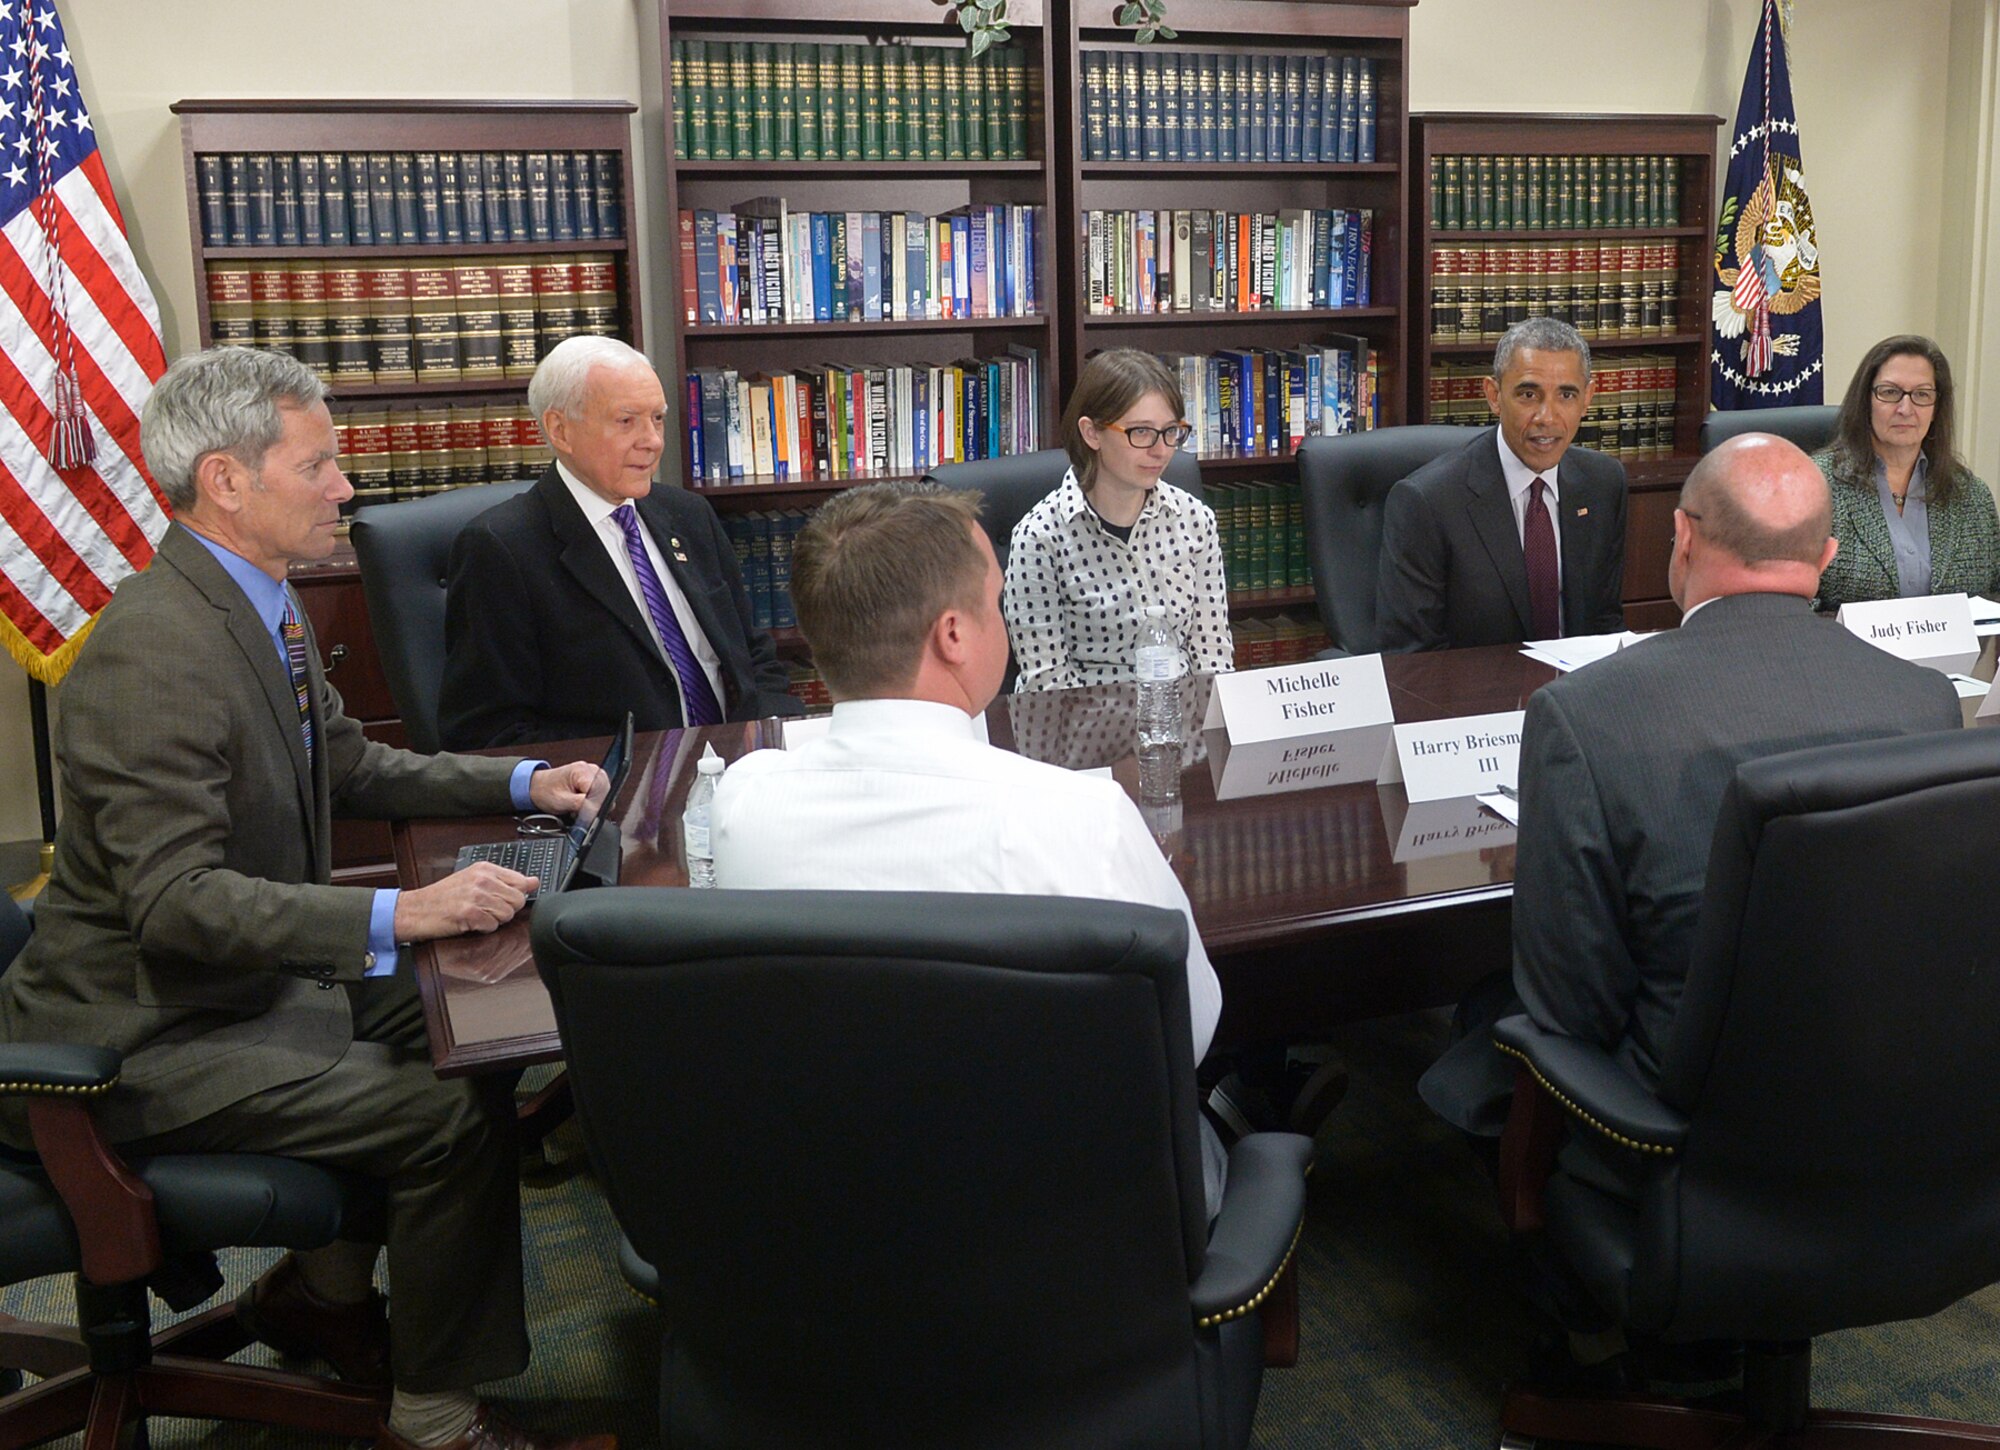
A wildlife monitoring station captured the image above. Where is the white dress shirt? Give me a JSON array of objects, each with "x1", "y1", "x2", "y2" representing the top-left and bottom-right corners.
[
  {"x1": 712, "y1": 697, "x2": 1223, "y2": 1064},
  {"x1": 556, "y1": 461, "x2": 726, "y2": 706},
  {"x1": 1003, "y1": 470, "x2": 1235, "y2": 693},
  {"x1": 1496, "y1": 431, "x2": 1564, "y2": 584}
]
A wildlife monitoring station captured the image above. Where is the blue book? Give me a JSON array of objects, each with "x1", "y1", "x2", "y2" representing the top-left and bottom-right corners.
[
  {"x1": 1282, "y1": 55, "x2": 1303, "y2": 163},
  {"x1": 1265, "y1": 57, "x2": 1283, "y2": 163},
  {"x1": 811, "y1": 212, "x2": 834, "y2": 322},
  {"x1": 995, "y1": 205, "x2": 1013, "y2": 317},
  {"x1": 694, "y1": 210, "x2": 722, "y2": 323},
  {"x1": 295, "y1": 154, "x2": 322, "y2": 246},
  {"x1": 413, "y1": 152, "x2": 442, "y2": 245},
  {"x1": 271, "y1": 155, "x2": 300, "y2": 245},
  {"x1": 593, "y1": 152, "x2": 623, "y2": 238},
  {"x1": 1232, "y1": 55, "x2": 1251, "y2": 164},
  {"x1": 437, "y1": 152, "x2": 462, "y2": 244},
  {"x1": 1337, "y1": 57, "x2": 1359, "y2": 164},
  {"x1": 1304, "y1": 349, "x2": 1322, "y2": 437},
  {"x1": 197, "y1": 154, "x2": 228, "y2": 245},
  {"x1": 1198, "y1": 55, "x2": 1218, "y2": 162},
  {"x1": 1247, "y1": 58, "x2": 1267, "y2": 163},
  {"x1": 861, "y1": 211, "x2": 883, "y2": 322},
  {"x1": 523, "y1": 151, "x2": 552, "y2": 244},
  {"x1": 773, "y1": 511, "x2": 806, "y2": 627},
  {"x1": 1342, "y1": 208, "x2": 1363, "y2": 307},
  {"x1": 698, "y1": 370, "x2": 729, "y2": 482},
  {"x1": 1357, "y1": 59, "x2": 1377, "y2": 162},
  {"x1": 1311, "y1": 209, "x2": 1333, "y2": 308},
  {"x1": 549, "y1": 151, "x2": 577, "y2": 243},
  {"x1": 392, "y1": 152, "x2": 420, "y2": 245},
  {"x1": 744, "y1": 512, "x2": 774, "y2": 628},
  {"x1": 1161, "y1": 53, "x2": 1181, "y2": 163},
  {"x1": 481, "y1": 153, "x2": 508, "y2": 242},
  {"x1": 571, "y1": 151, "x2": 598, "y2": 240},
  {"x1": 1304, "y1": 57, "x2": 1324, "y2": 164},
  {"x1": 502, "y1": 152, "x2": 529, "y2": 243},
  {"x1": 1216, "y1": 348, "x2": 1255, "y2": 448},
  {"x1": 246, "y1": 153, "x2": 276, "y2": 246},
  {"x1": 1318, "y1": 58, "x2": 1338, "y2": 162},
  {"x1": 322, "y1": 153, "x2": 351, "y2": 246},
  {"x1": 905, "y1": 210, "x2": 926, "y2": 320},
  {"x1": 1356, "y1": 209, "x2": 1372, "y2": 306},
  {"x1": 458, "y1": 152, "x2": 486, "y2": 244},
  {"x1": 687, "y1": 376, "x2": 706, "y2": 481},
  {"x1": 343, "y1": 154, "x2": 372, "y2": 245}
]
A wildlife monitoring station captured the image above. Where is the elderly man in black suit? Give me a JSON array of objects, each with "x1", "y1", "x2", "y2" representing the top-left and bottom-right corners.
[
  {"x1": 1419, "y1": 433, "x2": 1960, "y2": 1140},
  {"x1": 1377, "y1": 317, "x2": 1630, "y2": 652},
  {"x1": 439, "y1": 336, "x2": 801, "y2": 750}
]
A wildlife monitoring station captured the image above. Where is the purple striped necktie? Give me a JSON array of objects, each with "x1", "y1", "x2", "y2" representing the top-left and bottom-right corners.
[
  {"x1": 1524, "y1": 476, "x2": 1561, "y2": 640},
  {"x1": 280, "y1": 598, "x2": 313, "y2": 760},
  {"x1": 612, "y1": 504, "x2": 723, "y2": 728}
]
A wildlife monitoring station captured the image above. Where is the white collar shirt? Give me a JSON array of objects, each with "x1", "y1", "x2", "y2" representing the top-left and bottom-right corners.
[
  {"x1": 1497, "y1": 431, "x2": 1564, "y2": 584},
  {"x1": 1002, "y1": 469, "x2": 1235, "y2": 693},
  {"x1": 556, "y1": 461, "x2": 725, "y2": 706}
]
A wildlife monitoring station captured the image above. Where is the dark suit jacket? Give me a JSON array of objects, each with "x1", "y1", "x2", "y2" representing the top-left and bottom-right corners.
[
  {"x1": 438, "y1": 466, "x2": 801, "y2": 750},
  {"x1": 1419, "y1": 592, "x2": 1961, "y2": 1134},
  {"x1": 0, "y1": 523, "x2": 520, "y2": 1144},
  {"x1": 1376, "y1": 426, "x2": 1629, "y2": 652}
]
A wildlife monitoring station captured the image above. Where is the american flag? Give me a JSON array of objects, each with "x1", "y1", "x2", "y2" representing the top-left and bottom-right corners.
[{"x1": 0, "y1": 0, "x2": 169, "y2": 685}]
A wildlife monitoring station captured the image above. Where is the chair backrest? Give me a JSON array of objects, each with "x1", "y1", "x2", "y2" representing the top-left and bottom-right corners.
[
  {"x1": 1297, "y1": 426, "x2": 1469, "y2": 654},
  {"x1": 535, "y1": 888, "x2": 1215, "y2": 1449},
  {"x1": 1640, "y1": 728, "x2": 2000, "y2": 1341},
  {"x1": 1697, "y1": 404, "x2": 1840, "y2": 456},
  {"x1": 348, "y1": 480, "x2": 535, "y2": 754},
  {"x1": 926, "y1": 447, "x2": 1204, "y2": 572}
]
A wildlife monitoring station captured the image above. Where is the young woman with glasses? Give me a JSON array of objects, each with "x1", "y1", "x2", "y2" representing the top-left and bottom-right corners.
[
  {"x1": 1813, "y1": 334, "x2": 2000, "y2": 610},
  {"x1": 1002, "y1": 348, "x2": 1234, "y2": 692}
]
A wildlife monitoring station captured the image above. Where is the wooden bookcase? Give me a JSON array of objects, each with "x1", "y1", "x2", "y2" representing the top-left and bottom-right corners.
[
  {"x1": 1407, "y1": 112, "x2": 1723, "y2": 628},
  {"x1": 170, "y1": 99, "x2": 643, "y2": 881}
]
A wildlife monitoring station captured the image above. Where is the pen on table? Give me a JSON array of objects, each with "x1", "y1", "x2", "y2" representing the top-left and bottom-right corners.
[{"x1": 1495, "y1": 783, "x2": 1518, "y2": 802}]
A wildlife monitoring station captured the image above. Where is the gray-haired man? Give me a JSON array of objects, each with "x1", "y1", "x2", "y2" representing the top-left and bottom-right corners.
[
  {"x1": 0, "y1": 347, "x2": 611, "y2": 1450},
  {"x1": 1377, "y1": 317, "x2": 1630, "y2": 652}
]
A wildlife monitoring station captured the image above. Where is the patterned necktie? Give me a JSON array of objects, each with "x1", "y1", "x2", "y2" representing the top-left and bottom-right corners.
[
  {"x1": 280, "y1": 598, "x2": 314, "y2": 760},
  {"x1": 612, "y1": 504, "x2": 723, "y2": 728},
  {"x1": 1524, "y1": 477, "x2": 1561, "y2": 640}
]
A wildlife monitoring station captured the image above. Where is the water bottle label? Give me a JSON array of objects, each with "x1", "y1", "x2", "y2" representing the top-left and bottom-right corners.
[
  {"x1": 1135, "y1": 648, "x2": 1182, "y2": 682},
  {"x1": 683, "y1": 821, "x2": 711, "y2": 858}
]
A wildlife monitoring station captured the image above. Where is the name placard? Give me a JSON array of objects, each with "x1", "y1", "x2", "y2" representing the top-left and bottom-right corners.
[
  {"x1": 1205, "y1": 723, "x2": 1396, "y2": 801},
  {"x1": 1203, "y1": 655, "x2": 1394, "y2": 746},
  {"x1": 1378, "y1": 710, "x2": 1526, "y2": 803},
  {"x1": 1837, "y1": 593, "x2": 1979, "y2": 675},
  {"x1": 1379, "y1": 789, "x2": 1519, "y2": 862}
]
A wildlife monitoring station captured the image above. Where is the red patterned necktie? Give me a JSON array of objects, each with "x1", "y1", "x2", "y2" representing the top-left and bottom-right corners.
[
  {"x1": 1524, "y1": 477, "x2": 1561, "y2": 640},
  {"x1": 280, "y1": 598, "x2": 313, "y2": 760}
]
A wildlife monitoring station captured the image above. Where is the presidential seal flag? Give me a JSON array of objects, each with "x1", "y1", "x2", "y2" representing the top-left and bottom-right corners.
[
  {"x1": 0, "y1": 0, "x2": 170, "y2": 685},
  {"x1": 1711, "y1": 0, "x2": 1823, "y2": 410}
]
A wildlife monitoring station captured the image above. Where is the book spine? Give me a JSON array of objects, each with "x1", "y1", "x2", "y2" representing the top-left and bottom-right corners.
[
  {"x1": 413, "y1": 151, "x2": 441, "y2": 245},
  {"x1": 1282, "y1": 54, "x2": 1303, "y2": 163},
  {"x1": 272, "y1": 154, "x2": 301, "y2": 247},
  {"x1": 1119, "y1": 51, "x2": 1141, "y2": 163},
  {"x1": 246, "y1": 153, "x2": 276, "y2": 246},
  {"x1": 1356, "y1": 58, "x2": 1376, "y2": 162},
  {"x1": 298, "y1": 155, "x2": 325, "y2": 246},
  {"x1": 694, "y1": 210, "x2": 722, "y2": 323},
  {"x1": 984, "y1": 49, "x2": 1008, "y2": 161},
  {"x1": 920, "y1": 46, "x2": 946, "y2": 161},
  {"x1": 389, "y1": 152, "x2": 418, "y2": 245},
  {"x1": 774, "y1": 42, "x2": 798, "y2": 161},
  {"x1": 437, "y1": 152, "x2": 463, "y2": 244},
  {"x1": 524, "y1": 151, "x2": 552, "y2": 243},
  {"x1": 862, "y1": 211, "x2": 883, "y2": 322},
  {"x1": 1304, "y1": 55, "x2": 1324, "y2": 164},
  {"x1": 197, "y1": 154, "x2": 228, "y2": 246},
  {"x1": 793, "y1": 41, "x2": 820, "y2": 161},
  {"x1": 882, "y1": 43, "x2": 905, "y2": 162},
  {"x1": 549, "y1": 151, "x2": 576, "y2": 243},
  {"x1": 962, "y1": 44, "x2": 987, "y2": 161}
]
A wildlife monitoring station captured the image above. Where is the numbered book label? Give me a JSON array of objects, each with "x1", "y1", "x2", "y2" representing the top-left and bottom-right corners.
[{"x1": 1379, "y1": 709, "x2": 1525, "y2": 803}]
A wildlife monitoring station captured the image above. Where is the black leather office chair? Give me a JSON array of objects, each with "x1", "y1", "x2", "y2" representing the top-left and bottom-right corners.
[
  {"x1": 0, "y1": 894, "x2": 389, "y2": 1444},
  {"x1": 925, "y1": 446, "x2": 1204, "y2": 571},
  {"x1": 1697, "y1": 404, "x2": 1840, "y2": 455},
  {"x1": 1493, "y1": 728, "x2": 2000, "y2": 1448},
  {"x1": 349, "y1": 480, "x2": 536, "y2": 755},
  {"x1": 1297, "y1": 426, "x2": 1468, "y2": 655},
  {"x1": 535, "y1": 889, "x2": 1312, "y2": 1450}
]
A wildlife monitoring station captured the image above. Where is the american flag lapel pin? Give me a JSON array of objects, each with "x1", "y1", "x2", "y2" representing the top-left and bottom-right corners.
[
  {"x1": 1576, "y1": 507, "x2": 1589, "y2": 517},
  {"x1": 670, "y1": 536, "x2": 689, "y2": 561}
]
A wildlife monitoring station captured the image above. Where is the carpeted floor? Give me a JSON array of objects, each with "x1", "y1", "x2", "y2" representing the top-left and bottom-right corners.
[{"x1": 9, "y1": 1018, "x2": 2000, "y2": 1448}]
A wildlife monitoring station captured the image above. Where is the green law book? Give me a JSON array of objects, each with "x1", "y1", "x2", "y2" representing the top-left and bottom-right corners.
[
  {"x1": 859, "y1": 46, "x2": 883, "y2": 160},
  {"x1": 984, "y1": 51, "x2": 1007, "y2": 160},
  {"x1": 819, "y1": 44, "x2": 843, "y2": 164},
  {"x1": 1475, "y1": 155, "x2": 1495, "y2": 230},
  {"x1": 1441, "y1": 155, "x2": 1463, "y2": 230},
  {"x1": 963, "y1": 45, "x2": 987, "y2": 161},
  {"x1": 943, "y1": 48, "x2": 967, "y2": 161},
  {"x1": 671, "y1": 40, "x2": 690, "y2": 159},
  {"x1": 1617, "y1": 155, "x2": 1635, "y2": 228},
  {"x1": 728, "y1": 42, "x2": 754, "y2": 161},
  {"x1": 1663, "y1": 157, "x2": 1681, "y2": 225},
  {"x1": 1557, "y1": 155, "x2": 1577, "y2": 229},
  {"x1": 882, "y1": 45, "x2": 906, "y2": 161},
  {"x1": 1526, "y1": 155, "x2": 1545, "y2": 229},
  {"x1": 1429, "y1": 158, "x2": 1444, "y2": 231},
  {"x1": 921, "y1": 47, "x2": 947, "y2": 160},
  {"x1": 749, "y1": 42, "x2": 775, "y2": 162},
  {"x1": 1507, "y1": 155, "x2": 1527, "y2": 231},
  {"x1": 1286, "y1": 484, "x2": 1308, "y2": 589},
  {"x1": 840, "y1": 45, "x2": 863, "y2": 160},
  {"x1": 1246, "y1": 482, "x2": 1271, "y2": 594},
  {"x1": 1003, "y1": 47, "x2": 1028, "y2": 159},
  {"x1": 773, "y1": 42, "x2": 797, "y2": 161},
  {"x1": 682, "y1": 39, "x2": 710, "y2": 161},
  {"x1": 795, "y1": 42, "x2": 821, "y2": 161},
  {"x1": 899, "y1": 45, "x2": 926, "y2": 158}
]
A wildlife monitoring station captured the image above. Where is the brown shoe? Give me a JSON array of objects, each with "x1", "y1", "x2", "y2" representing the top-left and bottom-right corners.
[
  {"x1": 235, "y1": 1252, "x2": 392, "y2": 1388},
  {"x1": 374, "y1": 1404, "x2": 616, "y2": 1450}
]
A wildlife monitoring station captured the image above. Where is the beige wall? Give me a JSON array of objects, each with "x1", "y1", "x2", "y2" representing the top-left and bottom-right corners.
[{"x1": 0, "y1": 0, "x2": 1974, "y2": 844}]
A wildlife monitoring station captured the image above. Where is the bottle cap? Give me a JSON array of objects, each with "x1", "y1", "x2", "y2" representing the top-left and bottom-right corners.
[
  {"x1": 1145, "y1": 603, "x2": 1168, "y2": 618},
  {"x1": 697, "y1": 742, "x2": 725, "y2": 775}
]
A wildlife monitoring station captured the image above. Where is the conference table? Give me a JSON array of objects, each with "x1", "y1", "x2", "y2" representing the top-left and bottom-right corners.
[{"x1": 397, "y1": 643, "x2": 1575, "y2": 1077}]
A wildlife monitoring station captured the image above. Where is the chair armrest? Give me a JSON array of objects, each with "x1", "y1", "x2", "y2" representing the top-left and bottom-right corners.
[
  {"x1": 0, "y1": 1043, "x2": 121, "y2": 1094},
  {"x1": 1493, "y1": 1016, "x2": 1688, "y2": 1154},
  {"x1": 1313, "y1": 645, "x2": 1352, "y2": 661},
  {"x1": 1190, "y1": 1131, "x2": 1313, "y2": 1326}
]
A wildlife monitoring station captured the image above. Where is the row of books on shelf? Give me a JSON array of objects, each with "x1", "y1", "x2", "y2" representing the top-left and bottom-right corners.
[
  {"x1": 1209, "y1": 480, "x2": 1308, "y2": 601},
  {"x1": 195, "y1": 150, "x2": 625, "y2": 250},
  {"x1": 328, "y1": 403, "x2": 550, "y2": 512},
  {"x1": 1428, "y1": 154, "x2": 1683, "y2": 233},
  {"x1": 1428, "y1": 242, "x2": 1685, "y2": 344},
  {"x1": 787, "y1": 664, "x2": 833, "y2": 713},
  {"x1": 1086, "y1": 208, "x2": 1372, "y2": 316},
  {"x1": 1079, "y1": 49, "x2": 1377, "y2": 164},
  {"x1": 206, "y1": 256, "x2": 619, "y2": 386},
  {"x1": 722, "y1": 509, "x2": 808, "y2": 632},
  {"x1": 686, "y1": 348, "x2": 1044, "y2": 485},
  {"x1": 1163, "y1": 339, "x2": 1382, "y2": 456},
  {"x1": 679, "y1": 203, "x2": 1044, "y2": 327},
  {"x1": 669, "y1": 39, "x2": 1037, "y2": 162},
  {"x1": 1233, "y1": 615, "x2": 1332, "y2": 672},
  {"x1": 1427, "y1": 356, "x2": 1682, "y2": 460}
]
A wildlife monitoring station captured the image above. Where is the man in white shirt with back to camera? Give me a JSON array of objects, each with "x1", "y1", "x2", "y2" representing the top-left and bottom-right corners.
[{"x1": 711, "y1": 481, "x2": 1227, "y2": 1211}]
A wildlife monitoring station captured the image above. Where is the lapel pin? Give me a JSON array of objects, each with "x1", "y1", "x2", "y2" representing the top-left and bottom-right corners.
[
  {"x1": 1575, "y1": 506, "x2": 1589, "y2": 517},
  {"x1": 669, "y1": 536, "x2": 689, "y2": 561}
]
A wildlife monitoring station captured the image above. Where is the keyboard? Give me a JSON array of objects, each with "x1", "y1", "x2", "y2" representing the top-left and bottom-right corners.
[{"x1": 455, "y1": 837, "x2": 569, "y2": 897}]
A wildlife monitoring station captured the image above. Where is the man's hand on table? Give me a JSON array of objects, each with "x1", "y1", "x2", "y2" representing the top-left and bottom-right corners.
[
  {"x1": 529, "y1": 760, "x2": 605, "y2": 814},
  {"x1": 395, "y1": 863, "x2": 539, "y2": 942}
]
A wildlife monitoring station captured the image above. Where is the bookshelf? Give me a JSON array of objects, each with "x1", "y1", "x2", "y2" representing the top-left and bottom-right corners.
[
  {"x1": 1407, "y1": 112, "x2": 1723, "y2": 628},
  {"x1": 171, "y1": 100, "x2": 644, "y2": 519}
]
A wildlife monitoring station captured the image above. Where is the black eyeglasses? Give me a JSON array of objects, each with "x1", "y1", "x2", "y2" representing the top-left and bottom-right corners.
[
  {"x1": 1871, "y1": 384, "x2": 1938, "y2": 407},
  {"x1": 1103, "y1": 421, "x2": 1194, "y2": 450}
]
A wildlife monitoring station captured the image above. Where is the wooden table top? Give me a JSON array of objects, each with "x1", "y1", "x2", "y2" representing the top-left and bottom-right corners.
[{"x1": 400, "y1": 644, "x2": 1567, "y2": 1075}]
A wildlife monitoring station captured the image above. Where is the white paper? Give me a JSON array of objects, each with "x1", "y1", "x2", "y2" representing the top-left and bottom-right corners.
[
  {"x1": 1947, "y1": 673, "x2": 1991, "y2": 700},
  {"x1": 1476, "y1": 791, "x2": 1521, "y2": 825},
  {"x1": 1970, "y1": 595, "x2": 2000, "y2": 637},
  {"x1": 782, "y1": 714, "x2": 834, "y2": 748},
  {"x1": 1202, "y1": 655, "x2": 1394, "y2": 746},
  {"x1": 1520, "y1": 631, "x2": 1652, "y2": 673}
]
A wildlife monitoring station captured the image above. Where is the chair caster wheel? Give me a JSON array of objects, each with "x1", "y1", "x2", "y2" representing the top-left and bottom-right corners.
[
  {"x1": 0, "y1": 1365, "x2": 21, "y2": 1394},
  {"x1": 1499, "y1": 1435, "x2": 1536, "y2": 1450}
]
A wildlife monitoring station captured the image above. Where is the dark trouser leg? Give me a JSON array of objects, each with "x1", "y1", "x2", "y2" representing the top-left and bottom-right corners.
[{"x1": 120, "y1": 975, "x2": 527, "y2": 1392}]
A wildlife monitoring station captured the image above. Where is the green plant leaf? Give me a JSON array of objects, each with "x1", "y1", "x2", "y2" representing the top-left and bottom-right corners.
[
  {"x1": 1156, "y1": 24, "x2": 1176, "y2": 39},
  {"x1": 970, "y1": 28, "x2": 995, "y2": 55},
  {"x1": 1116, "y1": 2, "x2": 1143, "y2": 23}
]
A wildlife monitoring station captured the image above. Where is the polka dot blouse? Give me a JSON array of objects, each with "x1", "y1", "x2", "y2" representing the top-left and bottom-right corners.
[{"x1": 1003, "y1": 469, "x2": 1235, "y2": 693}]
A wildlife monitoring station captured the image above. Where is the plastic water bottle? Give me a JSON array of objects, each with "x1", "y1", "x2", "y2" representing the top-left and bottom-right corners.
[
  {"x1": 682, "y1": 744, "x2": 725, "y2": 889},
  {"x1": 1135, "y1": 604, "x2": 1185, "y2": 803}
]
